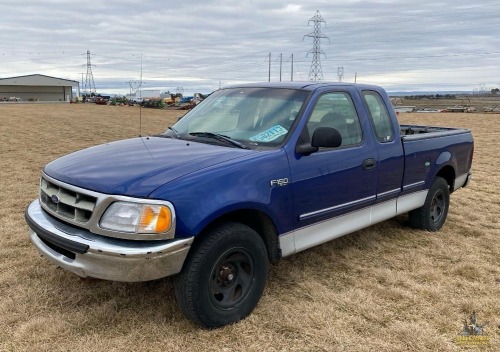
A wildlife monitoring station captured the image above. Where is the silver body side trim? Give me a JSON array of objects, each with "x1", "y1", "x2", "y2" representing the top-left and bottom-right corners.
[
  {"x1": 377, "y1": 188, "x2": 401, "y2": 198},
  {"x1": 280, "y1": 190, "x2": 428, "y2": 257},
  {"x1": 403, "y1": 181, "x2": 425, "y2": 190},
  {"x1": 372, "y1": 198, "x2": 397, "y2": 222},
  {"x1": 454, "y1": 173, "x2": 468, "y2": 190},
  {"x1": 396, "y1": 190, "x2": 427, "y2": 214},
  {"x1": 26, "y1": 200, "x2": 193, "y2": 282},
  {"x1": 299, "y1": 195, "x2": 376, "y2": 221}
]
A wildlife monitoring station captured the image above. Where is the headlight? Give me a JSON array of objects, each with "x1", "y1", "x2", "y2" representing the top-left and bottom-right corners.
[{"x1": 100, "y1": 201, "x2": 172, "y2": 234}]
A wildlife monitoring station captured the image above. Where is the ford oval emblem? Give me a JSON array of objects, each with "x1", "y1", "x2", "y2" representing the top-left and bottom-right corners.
[{"x1": 51, "y1": 194, "x2": 60, "y2": 204}]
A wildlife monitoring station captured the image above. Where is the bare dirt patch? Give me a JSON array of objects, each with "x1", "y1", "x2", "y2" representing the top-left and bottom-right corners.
[{"x1": 1, "y1": 104, "x2": 499, "y2": 351}]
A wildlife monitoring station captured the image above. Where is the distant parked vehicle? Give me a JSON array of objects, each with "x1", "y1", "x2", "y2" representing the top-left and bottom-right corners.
[
  {"x1": 415, "y1": 108, "x2": 442, "y2": 113},
  {"x1": 94, "y1": 97, "x2": 108, "y2": 105}
]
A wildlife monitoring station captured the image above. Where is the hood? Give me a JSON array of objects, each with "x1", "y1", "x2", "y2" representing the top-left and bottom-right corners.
[{"x1": 44, "y1": 136, "x2": 255, "y2": 197}]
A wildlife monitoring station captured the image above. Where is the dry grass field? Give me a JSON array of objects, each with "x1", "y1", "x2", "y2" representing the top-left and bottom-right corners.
[
  {"x1": 0, "y1": 103, "x2": 499, "y2": 351},
  {"x1": 394, "y1": 95, "x2": 500, "y2": 112}
]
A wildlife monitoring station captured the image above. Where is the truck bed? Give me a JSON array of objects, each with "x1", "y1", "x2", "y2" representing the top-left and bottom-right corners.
[
  {"x1": 400, "y1": 124, "x2": 473, "y2": 194},
  {"x1": 400, "y1": 124, "x2": 471, "y2": 139}
]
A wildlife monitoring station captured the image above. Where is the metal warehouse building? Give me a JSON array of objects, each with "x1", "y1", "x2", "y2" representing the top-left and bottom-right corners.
[{"x1": 0, "y1": 74, "x2": 78, "y2": 102}]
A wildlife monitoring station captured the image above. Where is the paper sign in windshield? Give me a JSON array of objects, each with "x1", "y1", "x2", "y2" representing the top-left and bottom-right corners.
[{"x1": 250, "y1": 125, "x2": 288, "y2": 142}]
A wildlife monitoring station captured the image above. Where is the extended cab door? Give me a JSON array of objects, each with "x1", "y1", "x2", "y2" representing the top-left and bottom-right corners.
[
  {"x1": 361, "y1": 90, "x2": 405, "y2": 203},
  {"x1": 288, "y1": 89, "x2": 379, "y2": 231}
]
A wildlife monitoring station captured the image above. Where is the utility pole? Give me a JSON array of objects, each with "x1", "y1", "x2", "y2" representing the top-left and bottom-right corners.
[
  {"x1": 268, "y1": 52, "x2": 271, "y2": 82},
  {"x1": 83, "y1": 50, "x2": 96, "y2": 95},
  {"x1": 79, "y1": 72, "x2": 85, "y2": 97},
  {"x1": 278, "y1": 53, "x2": 282, "y2": 82},
  {"x1": 290, "y1": 54, "x2": 294, "y2": 81},
  {"x1": 304, "y1": 10, "x2": 330, "y2": 81},
  {"x1": 355, "y1": 72, "x2": 357, "y2": 83},
  {"x1": 139, "y1": 53, "x2": 143, "y2": 99}
]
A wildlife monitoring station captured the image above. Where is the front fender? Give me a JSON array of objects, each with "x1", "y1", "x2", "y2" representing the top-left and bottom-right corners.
[{"x1": 149, "y1": 149, "x2": 293, "y2": 237}]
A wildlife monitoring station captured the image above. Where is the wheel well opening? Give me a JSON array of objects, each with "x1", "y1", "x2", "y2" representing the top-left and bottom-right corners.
[
  {"x1": 436, "y1": 166, "x2": 455, "y2": 192},
  {"x1": 200, "y1": 210, "x2": 281, "y2": 262}
]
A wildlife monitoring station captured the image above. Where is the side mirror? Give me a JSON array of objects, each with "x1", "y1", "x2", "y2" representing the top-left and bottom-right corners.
[
  {"x1": 312, "y1": 127, "x2": 342, "y2": 148},
  {"x1": 296, "y1": 127, "x2": 342, "y2": 155}
]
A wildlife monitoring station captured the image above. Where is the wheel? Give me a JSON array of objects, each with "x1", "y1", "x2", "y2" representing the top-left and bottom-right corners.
[
  {"x1": 174, "y1": 222, "x2": 268, "y2": 328},
  {"x1": 409, "y1": 177, "x2": 450, "y2": 231}
]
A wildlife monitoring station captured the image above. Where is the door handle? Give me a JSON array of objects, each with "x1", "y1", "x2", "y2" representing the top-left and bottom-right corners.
[{"x1": 362, "y1": 158, "x2": 376, "y2": 170}]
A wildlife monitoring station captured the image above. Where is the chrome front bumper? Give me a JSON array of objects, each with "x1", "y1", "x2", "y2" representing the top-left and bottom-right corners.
[{"x1": 25, "y1": 200, "x2": 193, "y2": 282}]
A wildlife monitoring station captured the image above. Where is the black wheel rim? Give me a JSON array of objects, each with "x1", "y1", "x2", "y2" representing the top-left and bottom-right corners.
[
  {"x1": 209, "y1": 248, "x2": 255, "y2": 310},
  {"x1": 430, "y1": 189, "x2": 445, "y2": 224}
]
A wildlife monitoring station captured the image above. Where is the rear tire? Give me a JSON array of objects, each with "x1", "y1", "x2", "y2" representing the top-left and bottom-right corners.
[
  {"x1": 409, "y1": 177, "x2": 450, "y2": 231},
  {"x1": 174, "y1": 222, "x2": 268, "y2": 328}
]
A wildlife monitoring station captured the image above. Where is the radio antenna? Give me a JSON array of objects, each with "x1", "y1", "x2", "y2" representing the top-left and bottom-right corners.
[
  {"x1": 139, "y1": 53, "x2": 143, "y2": 137},
  {"x1": 139, "y1": 107, "x2": 142, "y2": 137}
]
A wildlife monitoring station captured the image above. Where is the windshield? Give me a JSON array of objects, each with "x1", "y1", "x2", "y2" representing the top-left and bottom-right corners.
[{"x1": 164, "y1": 87, "x2": 309, "y2": 149}]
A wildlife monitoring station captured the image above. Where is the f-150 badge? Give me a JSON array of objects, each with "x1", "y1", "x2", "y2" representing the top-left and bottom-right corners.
[{"x1": 270, "y1": 178, "x2": 289, "y2": 187}]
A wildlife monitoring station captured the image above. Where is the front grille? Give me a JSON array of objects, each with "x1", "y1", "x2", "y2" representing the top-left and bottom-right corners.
[{"x1": 40, "y1": 177, "x2": 97, "y2": 223}]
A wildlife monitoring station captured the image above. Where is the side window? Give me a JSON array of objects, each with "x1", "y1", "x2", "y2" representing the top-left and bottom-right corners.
[
  {"x1": 306, "y1": 92, "x2": 362, "y2": 147},
  {"x1": 362, "y1": 91, "x2": 394, "y2": 142}
]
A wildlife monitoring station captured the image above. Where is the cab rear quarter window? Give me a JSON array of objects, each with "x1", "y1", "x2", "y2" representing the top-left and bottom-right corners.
[{"x1": 362, "y1": 90, "x2": 395, "y2": 143}]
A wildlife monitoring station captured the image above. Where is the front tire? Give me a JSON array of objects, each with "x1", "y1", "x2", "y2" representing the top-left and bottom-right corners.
[
  {"x1": 174, "y1": 222, "x2": 268, "y2": 328},
  {"x1": 409, "y1": 177, "x2": 450, "y2": 231}
]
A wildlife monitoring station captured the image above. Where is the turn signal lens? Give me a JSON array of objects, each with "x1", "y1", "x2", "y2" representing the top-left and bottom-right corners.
[
  {"x1": 156, "y1": 207, "x2": 171, "y2": 232},
  {"x1": 138, "y1": 205, "x2": 172, "y2": 233}
]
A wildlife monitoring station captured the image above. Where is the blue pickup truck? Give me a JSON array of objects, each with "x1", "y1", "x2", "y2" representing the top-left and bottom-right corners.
[{"x1": 25, "y1": 82, "x2": 473, "y2": 328}]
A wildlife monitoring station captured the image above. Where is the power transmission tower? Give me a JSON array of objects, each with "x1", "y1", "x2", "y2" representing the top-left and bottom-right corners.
[
  {"x1": 304, "y1": 10, "x2": 330, "y2": 81},
  {"x1": 126, "y1": 80, "x2": 142, "y2": 95},
  {"x1": 83, "y1": 50, "x2": 96, "y2": 95},
  {"x1": 337, "y1": 66, "x2": 344, "y2": 82}
]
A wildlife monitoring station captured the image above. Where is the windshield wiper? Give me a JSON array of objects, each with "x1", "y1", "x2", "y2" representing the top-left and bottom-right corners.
[{"x1": 189, "y1": 132, "x2": 249, "y2": 149}]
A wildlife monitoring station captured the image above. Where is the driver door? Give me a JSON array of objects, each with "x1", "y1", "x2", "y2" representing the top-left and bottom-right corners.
[{"x1": 289, "y1": 90, "x2": 379, "y2": 230}]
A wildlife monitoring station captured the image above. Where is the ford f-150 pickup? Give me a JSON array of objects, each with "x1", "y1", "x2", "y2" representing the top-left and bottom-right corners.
[{"x1": 25, "y1": 82, "x2": 473, "y2": 328}]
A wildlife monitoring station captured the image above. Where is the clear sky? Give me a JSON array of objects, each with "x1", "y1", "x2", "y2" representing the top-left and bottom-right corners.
[{"x1": 1, "y1": 1, "x2": 499, "y2": 95}]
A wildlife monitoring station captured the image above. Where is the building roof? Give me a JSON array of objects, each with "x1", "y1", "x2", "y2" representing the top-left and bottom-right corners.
[{"x1": 0, "y1": 74, "x2": 79, "y2": 87}]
